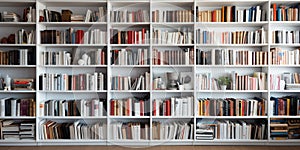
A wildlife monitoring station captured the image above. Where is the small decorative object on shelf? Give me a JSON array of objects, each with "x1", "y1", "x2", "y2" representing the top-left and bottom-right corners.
[{"x1": 218, "y1": 76, "x2": 231, "y2": 90}]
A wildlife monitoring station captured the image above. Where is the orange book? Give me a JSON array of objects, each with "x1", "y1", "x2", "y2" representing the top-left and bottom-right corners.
[{"x1": 212, "y1": 10, "x2": 216, "y2": 22}]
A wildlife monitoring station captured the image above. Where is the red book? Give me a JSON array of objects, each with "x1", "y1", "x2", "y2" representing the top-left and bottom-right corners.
[
  {"x1": 76, "y1": 30, "x2": 84, "y2": 44},
  {"x1": 127, "y1": 31, "x2": 131, "y2": 44},
  {"x1": 110, "y1": 100, "x2": 115, "y2": 116},
  {"x1": 101, "y1": 51, "x2": 105, "y2": 65},
  {"x1": 142, "y1": 28, "x2": 145, "y2": 44},
  {"x1": 140, "y1": 100, "x2": 144, "y2": 116},
  {"x1": 136, "y1": 31, "x2": 139, "y2": 44},
  {"x1": 273, "y1": 3, "x2": 277, "y2": 21},
  {"x1": 212, "y1": 10, "x2": 216, "y2": 22},
  {"x1": 166, "y1": 99, "x2": 171, "y2": 116},
  {"x1": 153, "y1": 100, "x2": 156, "y2": 116}
]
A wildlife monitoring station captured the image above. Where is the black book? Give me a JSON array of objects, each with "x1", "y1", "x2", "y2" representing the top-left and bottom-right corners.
[
  {"x1": 5, "y1": 98, "x2": 12, "y2": 116},
  {"x1": 232, "y1": 6, "x2": 236, "y2": 22},
  {"x1": 50, "y1": 11, "x2": 62, "y2": 22},
  {"x1": 215, "y1": 49, "x2": 222, "y2": 65}
]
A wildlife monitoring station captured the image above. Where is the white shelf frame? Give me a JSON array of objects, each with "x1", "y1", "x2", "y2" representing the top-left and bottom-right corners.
[{"x1": 0, "y1": 0, "x2": 299, "y2": 146}]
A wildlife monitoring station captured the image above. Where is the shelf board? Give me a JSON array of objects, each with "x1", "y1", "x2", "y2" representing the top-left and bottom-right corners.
[
  {"x1": 152, "y1": 44, "x2": 194, "y2": 47},
  {"x1": 269, "y1": 21, "x2": 300, "y2": 26},
  {"x1": 196, "y1": 44, "x2": 268, "y2": 47},
  {"x1": 0, "y1": 116, "x2": 36, "y2": 119},
  {"x1": 270, "y1": 65, "x2": 300, "y2": 68},
  {"x1": 270, "y1": 90, "x2": 300, "y2": 93},
  {"x1": 110, "y1": 65, "x2": 150, "y2": 68},
  {"x1": 196, "y1": 90, "x2": 268, "y2": 93},
  {"x1": 39, "y1": 22, "x2": 107, "y2": 27},
  {"x1": 270, "y1": 44, "x2": 300, "y2": 47},
  {"x1": 0, "y1": 90, "x2": 36, "y2": 93},
  {"x1": 152, "y1": 65, "x2": 194, "y2": 68},
  {"x1": 38, "y1": 0, "x2": 106, "y2": 7},
  {"x1": 150, "y1": 140, "x2": 193, "y2": 145},
  {"x1": 0, "y1": 44, "x2": 36, "y2": 47},
  {"x1": 0, "y1": 65, "x2": 36, "y2": 68},
  {"x1": 196, "y1": 116, "x2": 268, "y2": 119},
  {"x1": 110, "y1": 90, "x2": 150, "y2": 93},
  {"x1": 270, "y1": 116, "x2": 300, "y2": 119},
  {"x1": 39, "y1": 90, "x2": 107, "y2": 93},
  {"x1": 152, "y1": 22, "x2": 194, "y2": 27},
  {"x1": 110, "y1": 44, "x2": 150, "y2": 47},
  {"x1": 0, "y1": 22, "x2": 36, "y2": 27},
  {"x1": 39, "y1": 116, "x2": 106, "y2": 119},
  {"x1": 196, "y1": 21, "x2": 268, "y2": 27},
  {"x1": 152, "y1": 116, "x2": 194, "y2": 119},
  {"x1": 194, "y1": 139, "x2": 268, "y2": 144},
  {"x1": 110, "y1": 22, "x2": 150, "y2": 27},
  {"x1": 39, "y1": 44, "x2": 107, "y2": 47},
  {"x1": 196, "y1": 65, "x2": 268, "y2": 68},
  {"x1": 152, "y1": 90, "x2": 194, "y2": 93},
  {"x1": 38, "y1": 139, "x2": 105, "y2": 142},
  {"x1": 40, "y1": 65, "x2": 107, "y2": 68},
  {"x1": 196, "y1": 0, "x2": 268, "y2": 7},
  {"x1": 109, "y1": 116, "x2": 150, "y2": 119}
]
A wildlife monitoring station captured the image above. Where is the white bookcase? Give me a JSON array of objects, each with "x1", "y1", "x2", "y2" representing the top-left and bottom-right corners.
[{"x1": 0, "y1": 0, "x2": 299, "y2": 146}]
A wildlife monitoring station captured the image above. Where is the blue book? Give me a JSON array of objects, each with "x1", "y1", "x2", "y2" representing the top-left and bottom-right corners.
[
  {"x1": 72, "y1": 32, "x2": 76, "y2": 44},
  {"x1": 277, "y1": 8, "x2": 281, "y2": 21}
]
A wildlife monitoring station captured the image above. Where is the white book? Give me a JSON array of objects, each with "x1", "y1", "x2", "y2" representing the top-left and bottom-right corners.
[
  {"x1": 235, "y1": 122, "x2": 240, "y2": 139},
  {"x1": 134, "y1": 101, "x2": 140, "y2": 116},
  {"x1": 181, "y1": 98, "x2": 189, "y2": 116},
  {"x1": 295, "y1": 49, "x2": 299, "y2": 65},
  {"x1": 171, "y1": 97, "x2": 175, "y2": 116},
  {"x1": 0, "y1": 99, "x2": 6, "y2": 116},
  {"x1": 11, "y1": 99, "x2": 17, "y2": 116},
  {"x1": 99, "y1": 101, "x2": 103, "y2": 116}
]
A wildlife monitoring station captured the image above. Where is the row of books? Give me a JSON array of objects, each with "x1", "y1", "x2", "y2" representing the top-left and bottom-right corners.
[
  {"x1": 196, "y1": 28, "x2": 266, "y2": 44},
  {"x1": 196, "y1": 49, "x2": 268, "y2": 66},
  {"x1": 39, "y1": 120, "x2": 107, "y2": 140},
  {"x1": 40, "y1": 28, "x2": 107, "y2": 44},
  {"x1": 270, "y1": 96, "x2": 300, "y2": 116},
  {"x1": 39, "y1": 72, "x2": 105, "y2": 91},
  {"x1": 110, "y1": 98, "x2": 149, "y2": 117},
  {"x1": 152, "y1": 121, "x2": 194, "y2": 140},
  {"x1": 196, "y1": 119, "x2": 267, "y2": 140},
  {"x1": 0, "y1": 98, "x2": 36, "y2": 117},
  {"x1": 0, "y1": 12, "x2": 21, "y2": 22},
  {"x1": 0, "y1": 49, "x2": 35, "y2": 65},
  {"x1": 40, "y1": 99, "x2": 106, "y2": 117},
  {"x1": 196, "y1": 98, "x2": 267, "y2": 116},
  {"x1": 41, "y1": 48, "x2": 106, "y2": 66},
  {"x1": 15, "y1": 29, "x2": 35, "y2": 44},
  {"x1": 110, "y1": 122, "x2": 149, "y2": 140},
  {"x1": 152, "y1": 28, "x2": 193, "y2": 44},
  {"x1": 1, "y1": 6, "x2": 36, "y2": 22},
  {"x1": 196, "y1": 6, "x2": 265, "y2": 22},
  {"x1": 152, "y1": 96, "x2": 194, "y2": 117},
  {"x1": 41, "y1": 7, "x2": 106, "y2": 22},
  {"x1": 195, "y1": 71, "x2": 266, "y2": 91},
  {"x1": 110, "y1": 28, "x2": 149, "y2": 44},
  {"x1": 152, "y1": 10, "x2": 193, "y2": 22},
  {"x1": 270, "y1": 72, "x2": 300, "y2": 90},
  {"x1": 152, "y1": 48, "x2": 194, "y2": 65},
  {"x1": 272, "y1": 30, "x2": 300, "y2": 44},
  {"x1": 271, "y1": 4, "x2": 300, "y2": 21},
  {"x1": 270, "y1": 48, "x2": 300, "y2": 65},
  {"x1": 110, "y1": 9, "x2": 149, "y2": 22},
  {"x1": 111, "y1": 72, "x2": 150, "y2": 90},
  {"x1": 0, "y1": 120, "x2": 35, "y2": 140},
  {"x1": 111, "y1": 48, "x2": 148, "y2": 65},
  {"x1": 232, "y1": 71, "x2": 267, "y2": 91},
  {"x1": 270, "y1": 118, "x2": 300, "y2": 140}
]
